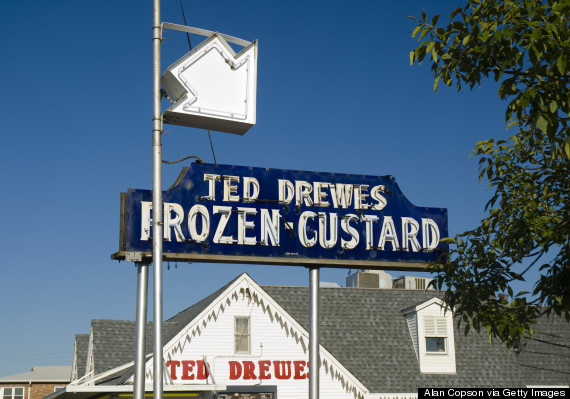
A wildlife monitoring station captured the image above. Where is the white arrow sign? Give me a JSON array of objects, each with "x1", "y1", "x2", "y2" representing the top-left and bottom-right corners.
[{"x1": 161, "y1": 32, "x2": 257, "y2": 135}]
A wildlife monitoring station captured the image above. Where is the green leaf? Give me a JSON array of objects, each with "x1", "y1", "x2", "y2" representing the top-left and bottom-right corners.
[
  {"x1": 506, "y1": 120, "x2": 519, "y2": 129},
  {"x1": 416, "y1": 46, "x2": 427, "y2": 64},
  {"x1": 556, "y1": 53, "x2": 567, "y2": 75},
  {"x1": 537, "y1": 115, "x2": 548, "y2": 132},
  {"x1": 431, "y1": 14, "x2": 440, "y2": 26},
  {"x1": 449, "y1": 7, "x2": 462, "y2": 21},
  {"x1": 412, "y1": 24, "x2": 423, "y2": 38},
  {"x1": 409, "y1": 50, "x2": 415, "y2": 65},
  {"x1": 434, "y1": 76, "x2": 440, "y2": 91}
]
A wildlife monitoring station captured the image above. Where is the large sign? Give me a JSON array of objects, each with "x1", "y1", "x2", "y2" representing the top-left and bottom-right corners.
[{"x1": 113, "y1": 163, "x2": 448, "y2": 270}]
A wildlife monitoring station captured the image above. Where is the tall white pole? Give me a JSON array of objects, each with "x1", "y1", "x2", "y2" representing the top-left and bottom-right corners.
[
  {"x1": 309, "y1": 266, "x2": 320, "y2": 399},
  {"x1": 133, "y1": 263, "x2": 149, "y2": 399},
  {"x1": 152, "y1": 0, "x2": 164, "y2": 397}
]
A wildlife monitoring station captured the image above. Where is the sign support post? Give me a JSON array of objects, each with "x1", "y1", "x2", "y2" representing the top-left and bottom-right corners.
[
  {"x1": 133, "y1": 263, "x2": 149, "y2": 399},
  {"x1": 152, "y1": 0, "x2": 164, "y2": 398},
  {"x1": 309, "y1": 266, "x2": 320, "y2": 399}
]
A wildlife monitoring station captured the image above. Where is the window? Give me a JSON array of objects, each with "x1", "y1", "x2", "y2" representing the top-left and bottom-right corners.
[
  {"x1": 235, "y1": 316, "x2": 251, "y2": 353},
  {"x1": 426, "y1": 337, "x2": 446, "y2": 352},
  {"x1": 424, "y1": 316, "x2": 447, "y2": 353},
  {"x1": 2, "y1": 388, "x2": 24, "y2": 399}
]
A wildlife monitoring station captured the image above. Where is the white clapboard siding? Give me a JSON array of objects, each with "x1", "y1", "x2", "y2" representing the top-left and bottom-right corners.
[
  {"x1": 417, "y1": 302, "x2": 455, "y2": 373},
  {"x1": 143, "y1": 274, "x2": 368, "y2": 399},
  {"x1": 405, "y1": 312, "x2": 418, "y2": 361}
]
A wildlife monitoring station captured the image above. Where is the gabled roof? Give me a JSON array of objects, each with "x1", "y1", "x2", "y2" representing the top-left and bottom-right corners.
[
  {"x1": 76, "y1": 273, "x2": 570, "y2": 393},
  {"x1": 150, "y1": 273, "x2": 368, "y2": 397},
  {"x1": 164, "y1": 274, "x2": 242, "y2": 343},
  {"x1": 72, "y1": 334, "x2": 89, "y2": 381},
  {"x1": 401, "y1": 296, "x2": 448, "y2": 314},
  {"x1": 0, "y1": 366, "x2": 71, "y2": 382},
  {"x1": 77, "y1": 276, "x2": 242, "y2": 385},
  {"x1": 90, "y1": 320, "x2": 154, "y2": 376}
]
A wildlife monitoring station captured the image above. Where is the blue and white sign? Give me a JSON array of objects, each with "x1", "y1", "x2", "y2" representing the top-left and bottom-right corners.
[{"x1": 115, "y1": 163, "x2": 448, "y2": 270}]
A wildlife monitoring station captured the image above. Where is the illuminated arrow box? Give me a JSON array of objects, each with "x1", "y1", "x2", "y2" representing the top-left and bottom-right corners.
[{"x1": 161, "y1": 33, "x2": 257, "y2": 135}]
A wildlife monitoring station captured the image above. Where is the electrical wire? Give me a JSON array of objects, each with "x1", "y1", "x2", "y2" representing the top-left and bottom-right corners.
[
  {"x1": 178, "y1": 0, "x2": 219, "y2": 165},
  {"x1": 162, "y1": 155, "x2": 205, "y2": 164},
  {"x1": 208, "y1": 130, "x2": 217, "y2": 164},
  {"x1": 179, "y1": 0, "x2": 192, "y2": 50}
]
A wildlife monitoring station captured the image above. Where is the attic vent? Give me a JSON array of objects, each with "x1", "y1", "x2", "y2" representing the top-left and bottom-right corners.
[
  {"x1": 415, "y1": 278, "x2": 426, "y2": 290},
  {"x1": 424, "y1": 316, "x2": 447, "y2": 337}
]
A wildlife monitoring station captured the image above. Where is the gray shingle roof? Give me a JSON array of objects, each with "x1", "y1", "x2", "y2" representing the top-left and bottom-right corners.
[
  {"x1": 83, "y1": 274, "x2": 569, "y2": 392},
  {"x1": 262, "y1": 285, "x2": 570, "y2": 391},
  {"x1": 516, "y1": 315, "x2": 570, "y2": 384},
  {"x1": 91, "y1": 275, "x2": 241, "y2": 383},
  {"x1": 91, "y1": 320, "x2": 154, "y2": 376},
  {"x1": 164, "y1": 274, "x2": 242, "y2": 343},
  {"x1": 73, "y1": 334, "x2": 89, "y2": 380}
]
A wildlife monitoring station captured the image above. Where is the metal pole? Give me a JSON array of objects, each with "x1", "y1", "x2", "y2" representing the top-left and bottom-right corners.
[
  {"x1": 309, "y1": 266, "x2": 320, "y2": 399},
  {"x1": 134, "y1": 263, "x2": 149, "y2": 399},
  {"x1": 152, "y1": 0, "x2": 164, "y2": 397}
]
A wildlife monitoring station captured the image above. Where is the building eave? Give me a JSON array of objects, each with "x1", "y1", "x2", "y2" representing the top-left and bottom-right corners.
[{"x1": 44, "y1": 384, "x2": 226, "y2": 399}]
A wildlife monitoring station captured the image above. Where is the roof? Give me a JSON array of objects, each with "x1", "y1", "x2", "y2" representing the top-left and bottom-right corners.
[
  {"x1": 73, "y1": 335, "x2": 89, "y2": 380},
  {"x1": 516, "y1": 315, "x2": 570, "y2": 383},
  {"x1": 164, "y1": 274, "x2": 241, "y2": 342},
  {"x1": 69, "y1": 277, "x2": 243, "y2": 387},
  {"x1": 0, "y1": 366, "x2": 71, "y2": 382},
  {"x1": 90, "y1": 319, "x2": 155, "y2": 377},
  {"x1": 73, "y1": 273, "x2": 569, "y2": 392},
  {"x1": 261, "y1": 285, "x2": 569, "y2": 391}
]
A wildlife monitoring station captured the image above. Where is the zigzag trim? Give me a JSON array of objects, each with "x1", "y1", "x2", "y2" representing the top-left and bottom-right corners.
[{"x1": 143, "y1": 274, "x2": 369, "y2": 399}]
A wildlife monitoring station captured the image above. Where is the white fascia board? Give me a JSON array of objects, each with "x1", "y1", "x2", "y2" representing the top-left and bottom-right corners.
[
  {"x1": 45, "y1": 383, "x2": 225, "y2": 399},
  {"x1": 66, "y1": 384, "x2": 224, "y2": 393},
  {"x1": 0, "y1": 379, "x2": 71, "y2": 383},
  {"x1": 365, "y1": 394, "x2": 418, "y2": 399},
  {"x1": 401, "y1": 297, "x2": 447, "y2": 315}
]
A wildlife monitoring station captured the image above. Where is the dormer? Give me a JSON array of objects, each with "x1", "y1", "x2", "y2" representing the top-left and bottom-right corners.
[{"x1": 402, "y1": 297, "x2": 456, "y2": 374}]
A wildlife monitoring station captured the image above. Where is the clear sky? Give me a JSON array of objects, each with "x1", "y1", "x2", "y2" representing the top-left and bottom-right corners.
[{"x1": 0, "y1": 0, "x2": 520, "y2": 377}]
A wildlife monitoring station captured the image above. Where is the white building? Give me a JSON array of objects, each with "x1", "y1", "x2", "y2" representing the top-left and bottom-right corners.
[{"x1": 49, "y1": 273, "x2": 569, "y2": 399}]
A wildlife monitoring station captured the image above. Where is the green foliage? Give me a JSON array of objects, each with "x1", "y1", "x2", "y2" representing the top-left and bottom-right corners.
[{"x1": 411, "y1": 0, "x2": 570, "y2": 349}]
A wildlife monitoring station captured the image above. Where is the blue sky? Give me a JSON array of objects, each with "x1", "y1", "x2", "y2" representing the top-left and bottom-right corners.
[{"x1": 0, "y1": 0, "x2": 519, "y2": 377}]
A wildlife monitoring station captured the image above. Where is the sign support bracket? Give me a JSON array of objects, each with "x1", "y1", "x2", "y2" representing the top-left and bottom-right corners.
[{"x1": 161, "y1": 22, "x2": 252, "y2": 47}]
